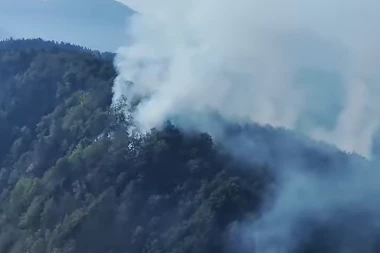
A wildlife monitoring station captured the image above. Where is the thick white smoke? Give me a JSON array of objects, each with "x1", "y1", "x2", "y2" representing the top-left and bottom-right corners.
[
  {"x1": 114, "y1": 1, "x2": 380, "y2": 252},
  {"x1": 115, "y1": 0, "x2": 380, "y2": 158}
]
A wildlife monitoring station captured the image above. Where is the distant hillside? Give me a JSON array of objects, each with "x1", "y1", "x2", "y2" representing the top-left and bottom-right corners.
[
  {"x1": 0, "y1": 38, "x2": 115, "y2": 60},
  {"x1": 0, "y1": 39, "x2": 377, "y2": 253}
]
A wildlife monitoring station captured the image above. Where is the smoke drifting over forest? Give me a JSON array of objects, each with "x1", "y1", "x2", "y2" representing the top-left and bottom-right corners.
[
  {"x1": 115, "y1": 0, "x2": 380, "y2": 158},
  {"x1": 114, "y1": 1, "x2": 380, "y2": 252}
]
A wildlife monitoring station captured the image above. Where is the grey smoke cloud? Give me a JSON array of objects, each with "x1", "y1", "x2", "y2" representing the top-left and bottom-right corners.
[
  {"x1": 115, "y1": 0, "x2": 380, "y2": 158},
  {"x1": 229, "y1": 163, "x2": 380, "y2": 253}
]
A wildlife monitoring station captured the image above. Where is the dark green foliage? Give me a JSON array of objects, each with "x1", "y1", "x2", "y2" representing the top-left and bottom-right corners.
[
  {"x1": 0, "y1": 38, "x2": 377, "y2": 253},
  {"x1": 0, "y1": 40, "x2": 268, "y2": 253}
]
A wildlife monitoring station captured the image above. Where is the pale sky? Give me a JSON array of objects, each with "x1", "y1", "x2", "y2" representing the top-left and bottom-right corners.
[{"x1": 0, "y1": 0, "x2": 134, "y2": 51}]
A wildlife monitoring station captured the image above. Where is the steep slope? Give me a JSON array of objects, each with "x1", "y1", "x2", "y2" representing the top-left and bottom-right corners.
[
  {"x1": 0, "y1": 39, "x2": 378, "y2": 253},
  {"x1": 0, "y1": 39, "x2": 268, "y2": 253}
]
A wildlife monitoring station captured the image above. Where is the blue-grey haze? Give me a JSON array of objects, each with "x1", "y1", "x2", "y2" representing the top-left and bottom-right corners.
[{"x1": 0, "y1": 0, "x2": 133, "y2": 51}]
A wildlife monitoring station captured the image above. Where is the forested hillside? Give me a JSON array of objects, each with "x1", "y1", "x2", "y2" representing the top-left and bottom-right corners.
[
  {"x1": 0, "y1": 39, "x2": 376, "y2": 253},
  {"x1": 0, "y1": 39, "x2": 269, "y2": 253}
]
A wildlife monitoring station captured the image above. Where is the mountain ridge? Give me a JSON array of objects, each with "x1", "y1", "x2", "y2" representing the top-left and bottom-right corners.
[{"x1": 0, "y1": 39, "x2": 378, "y2": 253}]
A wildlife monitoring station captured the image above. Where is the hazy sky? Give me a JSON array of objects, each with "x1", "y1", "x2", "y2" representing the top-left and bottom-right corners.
[{"x1": 0, "y1": 0, "x2": 133, "y2": 51}]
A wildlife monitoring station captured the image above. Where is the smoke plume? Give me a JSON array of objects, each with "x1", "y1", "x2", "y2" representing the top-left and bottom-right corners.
[
  {"x1": 114, "y1": 0, "x2": 380, "y2": 157},
  {"x1": 114, "y1": 0, "x2": 380, "y2": 252}
]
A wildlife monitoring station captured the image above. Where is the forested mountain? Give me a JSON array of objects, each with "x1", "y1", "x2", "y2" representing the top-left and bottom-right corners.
[
  {"x1": 0, "y1": 38, "x2": 267, "y2": 253},
  {"x1": 0, "y1": 39, "x2": 376, "y2": 253}
]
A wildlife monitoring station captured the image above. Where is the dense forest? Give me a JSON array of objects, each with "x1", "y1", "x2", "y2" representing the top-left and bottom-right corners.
[{"x1": 0, "y1": 39, "x2": 377, "y2": 253}]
